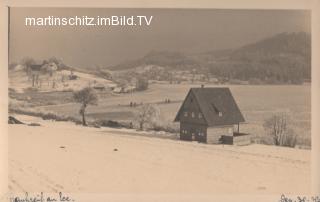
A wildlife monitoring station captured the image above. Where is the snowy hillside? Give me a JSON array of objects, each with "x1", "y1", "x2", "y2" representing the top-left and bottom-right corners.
[
  {"x1": 9, "y1": 68, "x2": 116, "y2": 93},
  {"x1": 9, "y1": 114, "x2": 310, "y2": 194}
]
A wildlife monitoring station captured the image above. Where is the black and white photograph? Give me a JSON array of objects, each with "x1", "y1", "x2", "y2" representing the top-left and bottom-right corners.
[{"x1": 1, "y1": 1, "x2": 320, "y2": 201}]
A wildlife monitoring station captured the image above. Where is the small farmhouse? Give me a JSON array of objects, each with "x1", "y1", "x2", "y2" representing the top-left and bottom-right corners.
[
  {"x1": 29, "y1": 64, "x2": 42, "y2": 75},
  {"x1": 174, "y1": 86, "x2": 250, "y2": 145}
]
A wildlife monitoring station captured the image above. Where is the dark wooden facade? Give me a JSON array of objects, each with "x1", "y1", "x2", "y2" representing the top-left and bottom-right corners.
[{"x1": 179, "y1": 91, "x2": 207, "y2": 142}]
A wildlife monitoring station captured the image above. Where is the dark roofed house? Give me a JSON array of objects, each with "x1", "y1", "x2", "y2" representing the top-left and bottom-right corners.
[
  {"x1": 30, "y1": 64, "x2": 42, "y2": 72},
  {"x1": 174, "y1": 86, "x2": 250, "y2": 145}
]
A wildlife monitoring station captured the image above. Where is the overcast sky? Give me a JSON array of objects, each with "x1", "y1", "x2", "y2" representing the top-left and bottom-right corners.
[{"x1": 9, "y1": 8, "x2": 310, "y2": 68}]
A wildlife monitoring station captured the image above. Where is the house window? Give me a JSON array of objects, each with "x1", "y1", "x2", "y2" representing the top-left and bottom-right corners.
[
  {"x1": 191, "y1": 112, "x2": 195, "y2": 118},
  {"x1": 184, "y1": 111, "x2": 188, "y2": 117},
  {"x1": 212, "y1": 103, "x2": 223, "y2": 117},
  {"x1": 198, "y1": 113, "x2": 202, "y2": 118}
]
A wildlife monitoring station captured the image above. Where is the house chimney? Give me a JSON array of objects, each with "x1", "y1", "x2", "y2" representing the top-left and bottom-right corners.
[{"x1": 201, "y1": 84, "x2": 205, "y2": 88}]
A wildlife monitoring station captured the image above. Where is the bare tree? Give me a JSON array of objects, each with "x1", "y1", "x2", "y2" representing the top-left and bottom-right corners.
[
  {"x1": 20, "y1": 57, "x2": 36, "y2": 83},
  {"x1": 48, "y1": 57, "x2": 66, "y2": 69},
  {"x1": 73, "y1": 87, "x2": 98, "y2": 126},
  {"x1": 135, "y1": 104, "x2": 160, "y2": 130},
  {"x1": 191, "y1": 68, "x2": 196, "y2": 83},
  {"x1": 263, "y1": 113, "x2": 297, "y2": 147},
  {"x1": 136, "y1": 77, "x2": 148, "y2": 91}
]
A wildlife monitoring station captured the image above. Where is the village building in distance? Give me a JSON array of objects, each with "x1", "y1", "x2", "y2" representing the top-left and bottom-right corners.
[{"x1": 174, "y1": 85, "x2": 251, "y2": 145}]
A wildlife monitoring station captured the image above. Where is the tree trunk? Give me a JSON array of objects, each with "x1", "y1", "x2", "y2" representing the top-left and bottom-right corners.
[
  {"x1": 82, "y1": 112, "x2": 86, "y2": 126},
  {"x1": 139, "y1": 122, "x2": 143, "y2": 130},
  {"x1": 80, "y1": 104, "x2": 87, "y2": 126}
]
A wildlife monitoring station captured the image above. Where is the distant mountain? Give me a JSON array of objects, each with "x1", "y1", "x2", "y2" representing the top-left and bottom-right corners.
[
  {"x1": 106, "y1": 32, "x2": 311, "y2": 84},
  {"x1": 230, "y1": 32, "x2": 310, "y2": 59}
]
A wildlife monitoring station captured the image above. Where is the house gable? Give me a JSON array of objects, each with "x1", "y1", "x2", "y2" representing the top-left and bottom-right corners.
[{"x1": 174, "y1": 90, "x2": 208, "y2": 125}]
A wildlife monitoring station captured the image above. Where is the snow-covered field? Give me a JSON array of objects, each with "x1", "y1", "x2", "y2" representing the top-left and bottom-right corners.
[
  {"x1": 9, "y1": 69, "x2": 116, "y2": 93},
  {"x1": 8, "y1": 115, "x2": 310, "y2": 194}
]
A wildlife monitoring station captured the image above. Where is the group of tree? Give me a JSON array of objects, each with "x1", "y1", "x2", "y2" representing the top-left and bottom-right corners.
[
  {"x1": 263, "y1": 113, "x2": 297, "y2": 147},
  {"x1": 73, "y1": 86, "x2": 159, "y2": 129},
  {"x1": 207, "y1": 58, "x2": 309, "y2": 84},
  {"x1": 135, "y1": 104, "x2": 160, "y2": 130},
  {"x1": 206, "y1": 32, "x2": 311, "y2": 84},
  {"x1": 72, "y1": 86, "x2": 301, "y2": 150},
  {"x1": 15, "y1": 56, "x2": 68, "y2": 70}
]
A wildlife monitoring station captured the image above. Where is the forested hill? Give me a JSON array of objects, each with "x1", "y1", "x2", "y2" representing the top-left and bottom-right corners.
[
  {"x1": 108, "y1": 32, "x2": 311, "y2": 84},
  {"x1": 205, "y1": 32, "x2": 311, "y2": 84}
]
